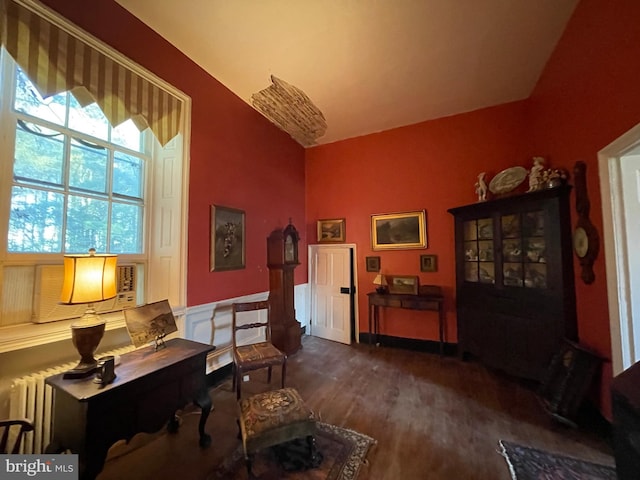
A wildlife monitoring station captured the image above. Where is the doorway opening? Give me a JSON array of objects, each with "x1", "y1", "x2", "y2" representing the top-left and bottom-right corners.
[
  {"x1": 308, "y1": 244, "x2": 358, "y2": 345},
  {"x1": 599, "y1": 122, "x2": 640, "y2": 375}
]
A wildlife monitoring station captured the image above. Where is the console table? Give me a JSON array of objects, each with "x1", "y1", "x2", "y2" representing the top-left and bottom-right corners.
[
  {"x1": 45, "y1": 338, "x2": 215, "y2": 480},
  {"x1": 367, "y1": 286, "x2": 445, "y2": 354}
]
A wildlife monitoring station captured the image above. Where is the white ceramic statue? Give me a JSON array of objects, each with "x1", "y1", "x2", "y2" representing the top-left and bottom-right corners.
[
  {"x1": 475, "y1": 172, "x2": 487, "y2": 201},
  {"x1": 527, "y1": 157, "x2": 545, "y2": 192}
]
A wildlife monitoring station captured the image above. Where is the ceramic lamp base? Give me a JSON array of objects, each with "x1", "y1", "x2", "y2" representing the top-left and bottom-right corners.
[{"x1": 63, "y1": 318, "x2": 106, "y2": 379}]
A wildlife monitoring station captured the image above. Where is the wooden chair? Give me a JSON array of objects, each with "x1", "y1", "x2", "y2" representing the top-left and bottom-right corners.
[
  {"x1": 0, "y1": 419, "x2": 34, "y2": 454},
  {"x1": 232, "y1": 300, "x2": 287, "y2": 399}
]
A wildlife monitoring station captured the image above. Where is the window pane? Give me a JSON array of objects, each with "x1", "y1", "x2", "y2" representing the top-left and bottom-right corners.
[
  {"x1": 113, "y1": 152, "x2": 143, "y2": 198},
  {"x1": 68, "y1": 95, "x2": 108, "y2": 141},
  {"x1": 14, "y1": 123, "x2": 65, "y2": 185},
  {"x1": 112, "y1": 119, "x2": 142, "y2": 152},
  {"x1": 111, "y1": 202, "x2": 142, "y2": 253},
  {"x1": 69, "y1": 139, "x2": 108, "y2": 194},
  {"x1": 13, "y1": 68, "x2": 67, "y2": 126},
  {"x1": 65, "y1": 195, "x2": 109, "y2": 253},
  {"x1": 8, "y1": 187, "x2": 64, "y2": 252}
]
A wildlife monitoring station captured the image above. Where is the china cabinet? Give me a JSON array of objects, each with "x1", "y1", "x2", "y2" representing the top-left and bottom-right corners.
[{"x1": 448, "y1": 185, "x2": 577, "y2": 381}]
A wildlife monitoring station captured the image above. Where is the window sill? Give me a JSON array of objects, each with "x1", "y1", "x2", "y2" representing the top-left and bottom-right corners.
[{"x1": 0, "y1": 311, "x2": 126, "y2": 354}]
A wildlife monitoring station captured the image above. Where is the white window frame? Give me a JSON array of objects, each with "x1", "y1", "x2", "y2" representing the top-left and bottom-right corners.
[{"x1": 0, "y1": 0, "x2": 191, "y2": 353}]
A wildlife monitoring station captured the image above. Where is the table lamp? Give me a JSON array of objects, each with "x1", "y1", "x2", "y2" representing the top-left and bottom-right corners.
[
  {"x1": 373, "y1": 273, "x2": 387, "y2": 294},
  {"x1": 60, "y1": 249, "x2": 117, "y2": 379}
]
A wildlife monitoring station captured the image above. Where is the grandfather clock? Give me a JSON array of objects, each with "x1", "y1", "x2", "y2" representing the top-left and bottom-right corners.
[{"x1": 267, "y1": 222, "x2": 302, "y2": 355}]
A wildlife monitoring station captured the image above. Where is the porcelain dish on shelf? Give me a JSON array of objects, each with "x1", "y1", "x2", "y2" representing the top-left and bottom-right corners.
[{"x1": 489, "y1": 166, "x2": 528, "y2": 194}]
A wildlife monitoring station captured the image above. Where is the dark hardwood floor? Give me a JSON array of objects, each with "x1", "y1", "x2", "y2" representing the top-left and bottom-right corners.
[{"x1": 97, "y1": 335, "x2": 614, "y2": 480}]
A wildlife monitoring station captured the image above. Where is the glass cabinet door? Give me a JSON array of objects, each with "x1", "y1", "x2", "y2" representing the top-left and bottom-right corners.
[
  {"x1": 501, "y1": 211, "x2": 547, "y2": 288},
  {"x1": 463, "y1": 218, "x2": 495, "y2": 283}
]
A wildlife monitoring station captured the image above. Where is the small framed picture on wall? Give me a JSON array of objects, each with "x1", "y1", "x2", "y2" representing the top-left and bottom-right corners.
[
  {"x1": 420, "y1": 254, "x2": 438, "y2": 272},
  {"x1": 366, "y1": 256, "x2": 381, "y2": 272}
]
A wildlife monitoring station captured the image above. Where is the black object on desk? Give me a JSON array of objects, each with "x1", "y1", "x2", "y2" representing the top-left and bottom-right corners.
[
  {"x1": 45, "y1": 338, "x2": 215, "y2": 480},
  {"x1": 367, "y1": 285, "x2": 445, "y2": 355}
]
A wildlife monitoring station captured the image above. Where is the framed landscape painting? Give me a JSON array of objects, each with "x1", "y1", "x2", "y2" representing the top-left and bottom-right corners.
[
  {"x1": 317, "y1": 218, "x2": 346, "y2": 243},
  {"x1": 371, "y1": 210, "x2": 427, "y2": 250},
  {"x1": 210, "y1": 205, "x2": 245, "y2": 271},
  {"x1": 387, "y1": 275, "x2": 419, "y2": 295},
  {"x1": 123, "y1": 299, "x2": 178, "y2": 348}
]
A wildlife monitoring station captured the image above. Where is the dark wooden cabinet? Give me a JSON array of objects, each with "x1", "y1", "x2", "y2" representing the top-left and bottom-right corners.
[
  {"x1": 612, "y1": 361, "x2": 640, "y2": 479},
  {"x1": 448, "y1": 186, "x2": 577, "y2": 381}
]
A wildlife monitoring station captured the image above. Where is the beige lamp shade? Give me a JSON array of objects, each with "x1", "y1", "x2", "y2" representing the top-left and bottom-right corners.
[
  {"x1": 373, "y1": 274, "x2": 387, "y2": 286},
  {"x1": 60, "y1": 251, "x2": 118, "y2": 305}
]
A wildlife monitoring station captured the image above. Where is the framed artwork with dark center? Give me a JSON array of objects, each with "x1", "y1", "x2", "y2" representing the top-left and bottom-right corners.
[{"x1": 210, "y1": 205, "x2": 245, "y2": 271}]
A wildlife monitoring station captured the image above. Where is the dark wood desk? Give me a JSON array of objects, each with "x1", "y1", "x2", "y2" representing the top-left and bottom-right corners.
[
  {"x1": 367, "y1": 287, "x2": 445, "y2": 355},
  {"x1": 45, "y1": 338, "x2": 214, "y2": 480}
]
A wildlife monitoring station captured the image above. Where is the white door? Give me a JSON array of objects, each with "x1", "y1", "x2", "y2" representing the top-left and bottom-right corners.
[
  {"x1": 309, "y1": 245, "x2": 353, "y2": 344},
  {"x1": 599, "y1": 124, "x2": 640, "y2": 374},
  {"x1": 619, "y1": 153, "x2": 640, "y2": 362}
]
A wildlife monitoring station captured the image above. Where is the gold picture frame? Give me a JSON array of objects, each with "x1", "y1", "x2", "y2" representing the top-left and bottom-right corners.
[
  {"x1": 371, "y1": 210, "x2": 427, "y2": 250},
  {"x1": 210, "y1": 205, "x2": 245, "y2": 271},
  {"x1": 317, "y1": 218, "x2": 346, "y2": 243}
]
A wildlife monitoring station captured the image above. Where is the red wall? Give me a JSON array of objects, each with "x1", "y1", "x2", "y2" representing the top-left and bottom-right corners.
[
  {"x1": 306, "y1": 101, "x2": 531, "y2": 342},
  {"x1": 40, "y1": 0, "x2": 640, "y2": 417},
  {"x1": 528, "y1": 0, "x2": 640, "y2": 416},
  {"x1": 41, "y1": 0, "x2": 307, "y2": 306},
  {"x1": 306, "y1": 0, "x2": 640, "y2": 417}
]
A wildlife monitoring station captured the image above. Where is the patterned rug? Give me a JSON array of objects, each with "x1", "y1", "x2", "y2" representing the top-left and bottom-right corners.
[
  {"x1": 499, "y1": 440, "x2": 617, "y2": 479},
  {"x1": 209, "y1": 422, "x2": 375, "y2": 480}
]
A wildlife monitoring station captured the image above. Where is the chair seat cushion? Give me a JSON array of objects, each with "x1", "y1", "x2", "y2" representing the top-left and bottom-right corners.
[
  {"x1": 235, "y1": 342, "x2": 284, "y2": 365},
  {"x1": 239, "y1": 388, "x2": 315, "y2": 453}
]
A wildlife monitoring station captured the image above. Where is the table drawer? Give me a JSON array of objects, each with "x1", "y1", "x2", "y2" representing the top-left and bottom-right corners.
[{"x1": 401, "y1": 299, "x2": 439, "y2": 310}]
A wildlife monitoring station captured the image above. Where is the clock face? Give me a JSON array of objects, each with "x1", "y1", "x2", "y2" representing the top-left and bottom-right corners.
[
  {"x1": 573, "y1": 227, "x2": 588, "y2": 258},
  {"x1": 285, "y1": 235, "x2": 295, "y2": 262}
]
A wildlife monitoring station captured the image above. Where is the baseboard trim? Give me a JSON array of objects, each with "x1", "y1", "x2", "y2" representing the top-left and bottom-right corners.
[{"x1": 358, "y1": 332, "x2": 456, "y2": 356}]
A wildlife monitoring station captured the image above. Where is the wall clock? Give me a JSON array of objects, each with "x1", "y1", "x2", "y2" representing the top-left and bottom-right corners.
[{"x1": 573, "y1": 161, "x2": 599, "y2": 284}]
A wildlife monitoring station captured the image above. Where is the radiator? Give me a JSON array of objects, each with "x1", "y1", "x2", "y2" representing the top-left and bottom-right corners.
[{"x1": 9, "y1": 344, "x2": 136, "y2": 454}]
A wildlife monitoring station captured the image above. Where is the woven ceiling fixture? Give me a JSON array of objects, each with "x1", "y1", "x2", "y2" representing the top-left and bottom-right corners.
[{"x1": 251, "y1": 76, "x2": 327, "y2": 147}]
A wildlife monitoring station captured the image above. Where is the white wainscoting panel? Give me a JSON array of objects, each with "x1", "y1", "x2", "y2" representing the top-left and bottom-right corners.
[{"x1": 185, "y1": 284, "x2": 309, "y2": 373}]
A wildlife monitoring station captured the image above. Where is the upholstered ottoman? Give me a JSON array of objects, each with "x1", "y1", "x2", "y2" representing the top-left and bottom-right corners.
[{"x1": 237, "y1": 387, "x2": 317, "y2": 475}]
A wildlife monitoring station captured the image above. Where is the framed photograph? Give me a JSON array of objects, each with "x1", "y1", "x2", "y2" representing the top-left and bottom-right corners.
[
  {"x1": 210, "y1": 205, "x2": 245, "y2": 271},
  {"x1": 371, "y1": 210, "x2": 427, "y2": 250},
  {"x1": 123, "y1": 299, "x2": 178, "y2": 347},
  {"x1": 420, "y1": 254, "x2": 438, "y2": 272},
  {"x1": 388, "y1": 275, "x2": 420, "y2": 295},
  {"x1": 366, "y1": 256, "x2": 381, "y2": 272},
  {"x1": 317, "y1": 218, "x2": 346, "y2": 243}
]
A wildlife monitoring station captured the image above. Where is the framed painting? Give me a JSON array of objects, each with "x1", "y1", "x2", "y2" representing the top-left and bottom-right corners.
[
  {"x1": 371, "y1": 210, "x2": 427, "y2": 250},
  {"x1": 420, "y1": 254, "x2": 438, "y2": 272},
  {"x1": 210, "y1": 205, "x2": 245, "y2": 271},
  {"x1": 123, "y1": 299, "x2": 178, "y2": 348},
  {"x1": 317, "y1": 218, "x2": 346, "y2": 243},
  {"x1": 387, "y1": 275, "x2": 419, "y2": 295},
  {"x1": 366, "y1": 256, "x2": 381, "y2": 272}
]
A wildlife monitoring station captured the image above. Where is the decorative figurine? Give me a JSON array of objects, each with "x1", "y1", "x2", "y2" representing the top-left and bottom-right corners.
[
  {"x1": 527, "y1": 157, "x2": 545, "y2": 192},
  {"x1": 475, "y1": 172, "x2": 487, "y2": 201}
]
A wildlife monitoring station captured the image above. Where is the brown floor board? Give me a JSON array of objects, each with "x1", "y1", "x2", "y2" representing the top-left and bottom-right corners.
[{"x1": 97, "y1": 335, "x2": 613, "y2": 480}]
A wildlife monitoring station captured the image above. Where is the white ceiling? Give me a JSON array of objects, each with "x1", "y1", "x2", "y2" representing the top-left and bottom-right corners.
[{"x1": 114, "y1": 0, "x2": 578, "y2": 146}]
